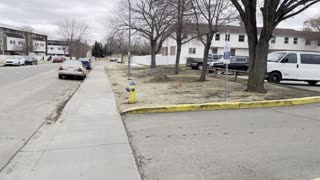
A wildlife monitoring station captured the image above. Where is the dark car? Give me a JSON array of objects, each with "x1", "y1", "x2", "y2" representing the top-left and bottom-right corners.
[
  {"x1": 213, "y1": 56, "x2": 249, "y2": 71},
  {"x1": 80, "y1": 60, "x2": 92, "y2": 70},
  {"x1": 186, "y1": 54, "x2": 223, "y2": 70},
  {"x1": 53, "y1": 56, "x2": 66, "y2": 63},
  {"x1": 24, "y1": 56, "x2": 38, "y2": 65}
]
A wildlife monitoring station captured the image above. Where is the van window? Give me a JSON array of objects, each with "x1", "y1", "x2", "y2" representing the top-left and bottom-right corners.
[
  {"x1": 282, "y1": 53, "x2": 297, "y2": 64},
  {"x1": 236, "y1": 57, "x2": 247, "y2": 62},
  {"x1": 311, "y1": 55, "x2": 320, "y2": 64},
  {"x1": 301, "y1": 54, "x2": 320, "y2": 64}
]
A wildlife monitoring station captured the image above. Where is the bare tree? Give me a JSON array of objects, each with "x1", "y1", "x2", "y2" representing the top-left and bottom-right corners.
[
  {"x1": 230, "y1": 0, "x2": 320, "y2": 93},
  {"x1": 113, "y1": 0, "x2": 174, "y2": 68},
  {"x1": 56, "y1": 18, "x2": 89, "y2": 59},
  {"x1": 109, "y1": 30, "x2": 129, "y2": 63},
  {"x1": 304, "y1": 16, "x2": 320, "y2": 32},
  {"x1": 192, "y1": 0, "x2": 236, "y2": 81},
  {"x1": 168, "y1": 0, "x2": 199, "y2": 74},
  {"x1": 19, "y1": 25, "x2": 34, "y2": 55}
]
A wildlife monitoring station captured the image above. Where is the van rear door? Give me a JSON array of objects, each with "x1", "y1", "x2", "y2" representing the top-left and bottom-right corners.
[{"x1": 299, "y1": 54, "x2": 320, "y2": 81}]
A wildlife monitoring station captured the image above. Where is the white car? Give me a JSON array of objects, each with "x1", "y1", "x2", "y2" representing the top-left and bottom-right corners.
[
  {"x1": 4, "y1": 57, "x2": 26, "y2": 66},
  {"x1": 267, "y1": 51, "x2": 320, "y2": 86},
  {"x1": 58, "y1": 60, "x2": 87, "y2": 80}
]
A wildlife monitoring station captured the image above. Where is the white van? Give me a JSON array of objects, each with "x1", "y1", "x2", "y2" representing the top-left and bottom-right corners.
[{"x1": 266, "y1": 51, "x2": 320, "y2": 86}]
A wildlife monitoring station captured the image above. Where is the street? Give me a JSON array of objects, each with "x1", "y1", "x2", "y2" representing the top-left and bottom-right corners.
[
  {"x1": 124, "y1": 104, "x2": 320, "y2": 180},
  {"x1": 0, "y1": 64, "x2": 82, "y2": 171}
]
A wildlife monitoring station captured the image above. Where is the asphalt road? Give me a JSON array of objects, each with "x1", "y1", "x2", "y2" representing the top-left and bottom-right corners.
[
  {"x1": 0, "y1": 64, "x2": 81, "y2": 171},
  {"x1": 125, "y1": 104, "x2": 320, "y2": 180}
]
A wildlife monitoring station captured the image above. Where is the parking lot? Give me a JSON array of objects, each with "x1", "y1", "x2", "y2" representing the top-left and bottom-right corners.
[{"x1": 125, "y1": 104, "x2": 320, "y2": 180}]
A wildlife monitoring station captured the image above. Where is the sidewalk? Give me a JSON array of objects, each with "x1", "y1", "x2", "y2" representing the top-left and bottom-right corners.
[{"x1": 0, "y1": 63, "x2": 141, "y2": 180}]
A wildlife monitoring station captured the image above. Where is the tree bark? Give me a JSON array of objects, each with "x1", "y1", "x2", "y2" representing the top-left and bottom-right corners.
[
  {"x1": 247, "y1": 37, "x2": 269, "y2": 93},
  {"x1": 199, "y1": 38, "x2": 211, "y2": 81},
  {"x1": 175, "y1": 40, "x2": 182, "y2": 74},
  {"x1": 150, "y1": 41, "x2": 157, "y2": 68}
]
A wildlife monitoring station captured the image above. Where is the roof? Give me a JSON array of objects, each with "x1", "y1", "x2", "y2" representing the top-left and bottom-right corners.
[
  {"x1": 182, "y1": 24, "x2": 320, "y2": 40},
  {"x1": 32, "y1": 37, "x2": 45, "y2": 41},
  {"x1": 0, "y1": 23, "x2": 47, "y2": 36},
  {"x1": 4, "y1": 32, "x2": 24, "y2": 39}
]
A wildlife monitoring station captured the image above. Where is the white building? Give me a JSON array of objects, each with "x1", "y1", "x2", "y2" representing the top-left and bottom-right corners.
[
  {"x1": 47, "y1": 40, "x2": 69, "y2": 56},
  {"x1": 0, "y1": 23, "x2": 47, "y2": 55},
  {"x1": 133, "y1": 25, "x2": 320, "y2": 65}
]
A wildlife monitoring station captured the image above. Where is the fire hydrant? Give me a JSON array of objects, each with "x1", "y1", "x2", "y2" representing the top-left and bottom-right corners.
[{"x1": 126, "y1": 81, "x2": 136, "y2": 104}]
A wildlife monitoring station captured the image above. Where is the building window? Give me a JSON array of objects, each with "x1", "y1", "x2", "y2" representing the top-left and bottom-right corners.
[
  {"x1": 225, "y1": 34, "x2": 230, "y2": 41},
  {"x1": 231, "y1": 49, "x2": 236, "y2": 56},
  {"x1": 317, "y1": 41, "x2": 320, "y2": 46},
  {"x1": 50, "y1": 47, "x2": 54, "y2": 50},
  {"x1": 284, "y1": 37, "x2": 289, "y2": 44},
  {"x1": 58, "y1": 48, "x2": 61, "y2": 50},
  {"x1": 188, "y1": 48, "x2": 196, "y2": 54},
  {"x1": 211, "y1": 48, "x2": 218, "y2": 54},
  {"x1": 270, "y1": 37, "x2": 276, "y2": 44},
  {"x1": 306, "y1": 39, "x2": 311, "y2": 46},
  {"x1": 215, "y1": 34, "x2": 220, "y2": 41},
  {"x1": 238, "y1": 35, "x2": 245, "y2": 42},
  {"x1": 293, "y1": 38, "x2": 298, "y2": 45},
  {"x1": 170, "y1": 46, "x2": 176, "y2": 56},
  {"x1": 162, "y1": 47, "x2": 168, "y2": 56}
]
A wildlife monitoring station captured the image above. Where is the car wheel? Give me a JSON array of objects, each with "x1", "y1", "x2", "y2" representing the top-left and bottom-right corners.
[
  {"x1": 58, "y1": 75, "x2": 63, "y2": 79},
  {"x1": 197, "y1": 64, "x2": 203, "y2": 71},
  {"x1": 307, "y1": 81, "x2": 318, "y2": 86},
  {"x1": 268, "y1": 72, "x2": 281, "y2": 84}
]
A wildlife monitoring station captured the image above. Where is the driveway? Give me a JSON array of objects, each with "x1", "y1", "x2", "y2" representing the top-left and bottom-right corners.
[
  {"x1": 0, "y1": 64, "x2": 81, "y2": 171},
  {"x1": 124, "y1": 104, "x2": 320, "y2": 180}
]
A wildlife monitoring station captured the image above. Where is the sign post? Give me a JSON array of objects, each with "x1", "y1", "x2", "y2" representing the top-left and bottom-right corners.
[{"x1": 223, "y1": 42, "x2": 231, "y2": 100}]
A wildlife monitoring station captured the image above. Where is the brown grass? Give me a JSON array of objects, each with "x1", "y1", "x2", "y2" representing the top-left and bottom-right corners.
[{"x1": 105, "y1": 62, "x2": 319, "y2": 112}]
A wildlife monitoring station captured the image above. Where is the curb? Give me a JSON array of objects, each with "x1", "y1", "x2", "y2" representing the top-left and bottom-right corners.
[{"x1": 121, "y1": 96, "x2": 320, "y2": 114}]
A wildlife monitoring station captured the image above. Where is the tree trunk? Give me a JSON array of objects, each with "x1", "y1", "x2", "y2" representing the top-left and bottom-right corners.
[
  {"x1": 121, "y1": 54, "x2": 124, "y2": 64},
  {"x1": 247, "y1": 38, "x2": 269, "y2": 93},
  {"x1": 199, "y1": 35, "x2": 212, "y2": 81},
  {"x1": 150, "y1": 42, "x2": 157, "y2": 68},
  {"x1": 175, "y1": 40, "x2": 182, "y2": 74}
]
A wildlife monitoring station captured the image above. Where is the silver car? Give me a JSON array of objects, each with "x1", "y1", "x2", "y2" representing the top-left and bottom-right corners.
[{"x1": 58, "y1": 60, "x2": 87, "y2": 80}]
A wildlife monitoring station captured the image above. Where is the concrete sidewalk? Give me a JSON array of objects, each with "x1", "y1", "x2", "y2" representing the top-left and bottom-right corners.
[{"x1": 0, "y1": 63, "x2": 141, "y2": 180}]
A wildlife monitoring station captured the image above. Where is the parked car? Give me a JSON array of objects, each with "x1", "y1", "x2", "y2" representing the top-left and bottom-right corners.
[
  {"x1": 266, "y1": 51, "x2": 320, "y2": 86},
  {"x1": 79, "y1": 59, "x2": 92, "y2": 70},
  {"x1": 3, "y1": 57, "x2": 25, "y2": 66},
  {"x1": 24, "y1": 56, "x2": 38, "y2": 65},
  {"x1": 58, "y1": 60, "x2": 87, "y2": 80},
  {"x1": 186, "y1": 54, "x2": 223, "y2": 70},
  {"x1": 212, "y1": 56, "x2": 249, "y2": 71},
  {"x1": 110, "y1": 58, "x2": 118, "y2": 62},
  {"x1": 53, "y1": 56, "x2": 66, "y2": 63}
]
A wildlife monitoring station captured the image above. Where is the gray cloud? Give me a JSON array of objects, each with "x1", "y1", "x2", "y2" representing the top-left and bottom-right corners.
[
  {"x1": 0, "y1": 0, "x2": 116, "y2": 43},
  {"x1": 0, "y1": 1, "x2": 319, "y2": 44}
]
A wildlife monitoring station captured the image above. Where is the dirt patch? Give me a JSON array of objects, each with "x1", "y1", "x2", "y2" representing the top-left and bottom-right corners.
[{"x1": 105, "y1": 62, "x2": 319, "y2": 112}]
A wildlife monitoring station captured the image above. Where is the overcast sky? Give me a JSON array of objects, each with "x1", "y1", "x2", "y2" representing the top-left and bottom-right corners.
[{"x1": 0, "y1": 0, "x2": 319, "y2": 44}]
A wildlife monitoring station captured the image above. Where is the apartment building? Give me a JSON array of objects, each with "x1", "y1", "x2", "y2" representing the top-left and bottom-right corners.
[
  {"x1": 160, "y1": 25, "x2": 320, "y2": 64},
  {"x1": 47, "y1": 40, "x2": 69, "y2": 56},
  {"x1": 0, "y1": 23, "x2": 47, "y2": 55}
]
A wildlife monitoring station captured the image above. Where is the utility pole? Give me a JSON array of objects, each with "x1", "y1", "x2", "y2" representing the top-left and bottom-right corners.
[{"x1": 128, "y1": 0, "x2": 132, "y2": 79}]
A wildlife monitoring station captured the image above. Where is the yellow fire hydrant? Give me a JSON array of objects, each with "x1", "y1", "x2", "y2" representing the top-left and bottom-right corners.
[{"x1": 126, "y1": 81, "x2": 136, "y2": 104}]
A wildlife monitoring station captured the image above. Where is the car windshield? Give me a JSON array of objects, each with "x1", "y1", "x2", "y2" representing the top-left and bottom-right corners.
[{"x1": 268, "y1": 52, "x2": 286, "y2": 62}]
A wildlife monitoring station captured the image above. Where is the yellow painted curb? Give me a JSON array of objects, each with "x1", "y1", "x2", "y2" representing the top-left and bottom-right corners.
[{"x1": 121, "y1": 96, "x2": 320, "y2": 114}]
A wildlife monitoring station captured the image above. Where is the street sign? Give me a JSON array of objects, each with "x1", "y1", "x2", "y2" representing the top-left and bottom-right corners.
[{"x1": 223, "y1": 42, "x2": 231, "y2": 64}]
